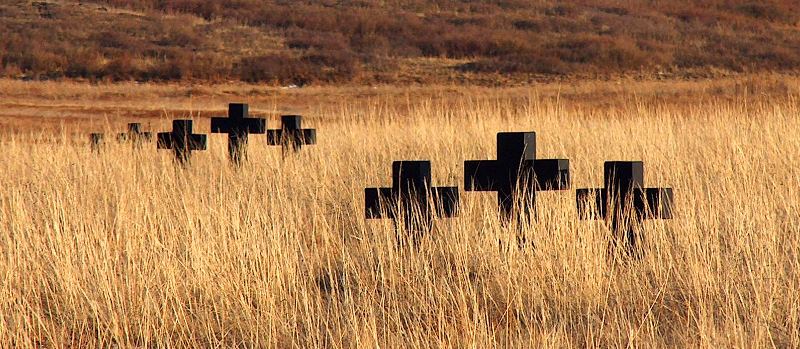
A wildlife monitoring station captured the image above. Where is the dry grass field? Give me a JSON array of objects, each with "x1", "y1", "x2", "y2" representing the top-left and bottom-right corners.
[{"x1": 0, "y1": 76, "x2": 799, "y2": 347}]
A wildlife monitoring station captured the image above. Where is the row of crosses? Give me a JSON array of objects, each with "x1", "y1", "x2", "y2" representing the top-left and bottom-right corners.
[
  {"x1": 90, "y1": 123, "x2": 152, "y2": 151},
  {"x1": 365, "y1": 131, "x2": 673, "y2": 253},
  {"x1": 90, "y1": 103, "x2": 317, "y2": 164},
  {"x1": 90, "y1": 120, "x2": 673, "y2": 253}
]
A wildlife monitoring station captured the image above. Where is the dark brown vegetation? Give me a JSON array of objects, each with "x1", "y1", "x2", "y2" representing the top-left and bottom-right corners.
[{"x1": 1, "y1": 0, "x2": 799, "y2": 84}]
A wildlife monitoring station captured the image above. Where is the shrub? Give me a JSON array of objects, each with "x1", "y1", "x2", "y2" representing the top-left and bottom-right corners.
[
  {"x1": 459, "y1": 54, "x2": 569, "y2": 75},
  {"x1": 102, "y1": 53, "x2": 141, "y2": 81},
  {"x1": 548, "y1": 35, "x2": 648, "y2": 71},
  {"x1": 733, "y1": 2, "x2": 794, "y2": 23},
  {"x1": 92, "y1": 31, "x2": 140, "y2": 50},
  {"x1": 235, "y1": 55, "x2": 313, "y2": 85},
  {"x1": 65, "y1": 49, "x2": 104, "y2": 79},
  {"x1": 287, "y1": 30, "x2": 349, "y2": 51},
  {"x1": 155, "y1": 20, "x2": 203, "y2": 48},
  {"x1": 350, "y1": 33, "x2": 391, "y2": 56},
  {"x1": 545, "y1": 4, "x2": 578, "y2": 17},
  {"x1": 513, "y1": 19, "x2": 543, "y2": 31}
]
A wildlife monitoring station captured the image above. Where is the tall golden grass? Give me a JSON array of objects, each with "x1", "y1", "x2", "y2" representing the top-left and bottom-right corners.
[{"x1": 0, "y1": 79, "x2": 799, "y2": 347}]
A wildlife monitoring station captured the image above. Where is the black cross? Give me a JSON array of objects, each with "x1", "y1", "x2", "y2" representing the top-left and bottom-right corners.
[
  {"x1": 117, "y1": 123, "x2": 152, "y2": 145},
  {"x1": 266, "y1": 115, "x2": 316, "y2": 152},
  {"x1": 210, "y1": 103, "x2": 266, "y2": 164},
  {"x1": 157, "y1": 120, "x2": 207, "y2": 164},
  {"x1": 464, "y1": 132, "x2": 570, "y2": 221},
  {"x1": 90, "y1": 133, "x2": 103, "y2": 152},
  {"x1": 576, "y1": 161, "x2": 674, "y2": 255},
  {"x1": 365, "y1": 161, "x2": 459, "y2": 237}
]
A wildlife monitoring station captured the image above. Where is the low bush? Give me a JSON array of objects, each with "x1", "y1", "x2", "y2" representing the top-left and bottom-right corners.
[{"x1": 235, "y1": 55, "x2": 316, "y2": 85}]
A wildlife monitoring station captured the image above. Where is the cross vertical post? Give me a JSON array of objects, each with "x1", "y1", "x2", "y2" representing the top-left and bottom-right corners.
[
  {"x1": 365, "y1": 161, "x2": 459, "y2": 242},
  {"x1": 267, "y1": 115, "x2": 316, "y2": 153},
  {"x1": 90, "y1": 133, "x2": 104, "y2": 152},
  {"x1": 464, "y1": 132, "x2": 570, "y2": 223},
  {"x1": 576, "y1": 161, "x2": 674, "y2": 256},
  {"x1": 210, "y1": 103, "x2": 267, "y2": 164},
  {"x1": 117, "y1": 123, "x2": 152, "y2": 146},
  {"x1": 157, "y1": 120, "x2": 207, "y2": 165}
]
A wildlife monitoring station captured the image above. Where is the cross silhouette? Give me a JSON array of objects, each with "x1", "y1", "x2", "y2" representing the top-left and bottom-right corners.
[
  {"x1": 89, "y1": 133, "x2": 103, "y2": 152},
  {"x1": 576, "y1": 161, "x2": 674, "y2": 255},
  {"x1": 365, "y1": 161, "x2": 459, "y2": 238},
  {"x1": 157, "y1": 120, "x2": 207, "y2": 164},
  {"x1": 117, "y1": 123, "x2": 152, "y2": 145},
  {"x1": 464, "y1": 132, "x2": 570, "y2": 221},
  {"x1": 266, "y1": 115, "x2": 316, "y2": 152},
  {"x1": 210, "y1": 103, "x2": 266, "y2": 164}
]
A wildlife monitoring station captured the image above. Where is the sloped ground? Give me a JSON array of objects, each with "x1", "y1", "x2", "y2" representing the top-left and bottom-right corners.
[
  {"x1": 0, "y1": 1, "x2": 284, "y2": 81},
  {"x1": 1, "y1": 0, "x2": 800, "y2": 85}
]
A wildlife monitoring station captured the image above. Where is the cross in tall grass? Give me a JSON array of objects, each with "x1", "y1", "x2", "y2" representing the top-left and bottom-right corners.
[
  {"x1": 464, "y1": 132, "x2": 570, "y2": 221},
  {"x1": 365, "y1": 161, "x2": 459, "y2": 240},
  {"x1": 576, "y1": 161, "x2": 674, "y2": 256},
  {"x1": 157, "y1": 120, "x2": 207, "y2": 165},
  {"x1": 117, "y1": 123, "x2": 152, "y2": 145},
  {"x1": 210, "y1": 103, "x2": 266, "y2": 164},
  {"x1": 89, "y1": 133, "x2": 103, "y2": 152},
  {"x1": 267, "y1": 115, "x2": 316, "y2": 152}
]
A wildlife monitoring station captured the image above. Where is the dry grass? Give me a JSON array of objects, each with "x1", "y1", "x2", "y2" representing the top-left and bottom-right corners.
[{"x1": 0, "y1": 77, "x2": 799, "y2": 347}]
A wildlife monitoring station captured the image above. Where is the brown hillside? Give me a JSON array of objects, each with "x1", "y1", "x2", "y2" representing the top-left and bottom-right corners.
[{"x1": 1, "y1": 0, "x2": 799, "y2": 84}]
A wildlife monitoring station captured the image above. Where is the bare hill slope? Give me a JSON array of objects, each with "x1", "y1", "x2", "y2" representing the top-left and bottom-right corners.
[{"x1": 2, "y1": 0, "x2": 799, "y2": 84}]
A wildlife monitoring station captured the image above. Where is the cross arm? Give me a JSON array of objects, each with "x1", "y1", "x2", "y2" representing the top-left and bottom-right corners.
[
  {"x1": 464, "y1": 160, "x2": 498, "y2": 191},
  {"x1": 246, "y1": 118, "x2": 267, "y2": 134},
  {"x1": 117, "y1": 131, "x2": 152, "y2": 141},
  {"x1": 636, "y1": 187, "x2": 674, "y2": 219},
  {"x1": 213, "y1": 118, "x2": 266, "y2": 134},
  {"x1": 210, "y1": 117, "x2": 232, "y2": 133},
  {"x1": 533, "y1": 159, "x2": 570, "y2": 190},
  {"x1": 365, "y1": 187, "x2": 396, "y2": 219},
  {"x1": 267, "y1": 129, "x2": 316, "y2": 145},
  {"x1": 188, "y1": 135, "x2": 208, "y2": 150},
  {"x1": 301, "y1": 129, "x2": 316, "y2": 144},
  {"x1": 156, "y1": 133, "x2": 173, "y2": 149},
  {"x1": 577, "y1": 187, "x2": 673, "y2": 221}
]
